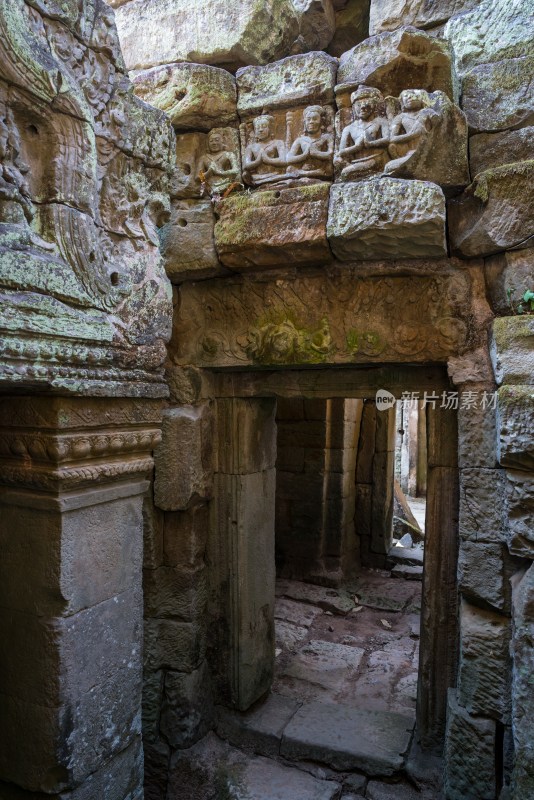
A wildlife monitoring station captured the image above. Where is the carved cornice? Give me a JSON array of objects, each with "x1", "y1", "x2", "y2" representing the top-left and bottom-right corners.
[{"x1": 0, "y1": 397, "x2": 163, "y2": 492}]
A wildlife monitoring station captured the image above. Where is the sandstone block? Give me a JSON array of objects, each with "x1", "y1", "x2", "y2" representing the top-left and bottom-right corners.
[
  {"x1": 449, "y1": 162, "x2": 534, "y2": 257},
  {"x1": 458, "y1": 540, "x2": 517, "y2": 613},
  {"x1": 142, "y1": 669, "x2": 164, "y2": 743},
  {"x1": 499, "y1": 386, "x2": 534, "y2": 471},
  {"x1": 291, "y1": 0, "x2": 337, "y2": 53},
  {"x1": 444, "y1": 0, "x2": 533, "y2": 80},
  {"x1": 506, "y1": 470, "x2": 534, "y2": 559},
  {"x1": 327, "y1": 179, "x2": 447, "y2": 260},
  {"x1": 492, "y1": 316, "x2": 534, "y2": 386},
  {"x1": 236, "y1": 52, "x2": 337, "y2": 117},
  {"x1": 511, "y1": 564, "x2": 534, "y2": 796},
  {"x1": 114, "y1": 0, "x2": 300, "y2": 72},
  {"x1": 163, "y1": 504, "x2": 209, "y2": 571},
  {"x1": 154, "y1": 404, "x2": 214, "y2": 511},
  {"x1": 337, "y1": 27, "x2": 454, "y2": 99},
  {"x1": 143, "y1": 565, "x2": 207, "y2": 621},
  {"x1": 159, "y1": 199, "x2": 226, "y2": 283},
  {"x1": 160, "y1": 661, "x2": 214, "y2": 748},
  {"x1": 369, "y1": 0, "x2": 479, "y2": 34},
  {"x1": 470, "y1": 127, "x2": 534, "y2": 178},
  {"x1": 444, "y1": 690, "x2": 496, "y2": 800},
  {"x1": 143, "y1": 493, "x2": 164, "y2": 570},
  {"x1": 459, "y1": 468, "x2": 507, "y2": 543},
  {"x1": 457, "y1": 395, "x2": 498, "y2": 468},
  {"x1": 461, "y1": 56, "x2": 534, "y2": 133},
  {"x1": 144, "y1": 618, "x2": 206, "y2": 673},
  {"x1": 215, "y1": 184, "x2": 331, "y2": 269},
  {"x1": 216, "y1": 398, "x2": 277, "y2": 474},
  {"x1": 327, "y1": 0, "x2": 369, "y2": 59},
  {"x1": 458, "y1": 599, "x2": 511, "y2": 721},
  {"x1": 485, "y1": 249, "x2": 534, "y2": 317},
  {"x1": 132, "y1": 63, "x2": 237, "y2": 131}
]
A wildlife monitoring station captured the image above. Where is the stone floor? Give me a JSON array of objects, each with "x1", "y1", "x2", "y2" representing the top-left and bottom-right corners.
[{"x1": 168, "y1": 568, "x2": 443, "y2": 798}]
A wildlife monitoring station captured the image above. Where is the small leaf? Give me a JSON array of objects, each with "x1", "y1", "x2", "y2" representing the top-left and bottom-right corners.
[
  {"x1": 381, "y1": 619, "x2": 392, "y2": 629},
  {"x1": 523, "y1": 290, "x2": 534, "y2": 302}
]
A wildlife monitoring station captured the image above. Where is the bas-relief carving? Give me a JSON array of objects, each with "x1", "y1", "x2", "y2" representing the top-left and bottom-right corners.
[
  {"x1": 172, "y1": 268, "x2": 479, "y2": 369},
  {"x1": 0, "y1": 0, "x2": 174, "y2": 396},
  {"x1": 241, "y1": 105, "x2": 334, "y2": 188},
  {"x1": 334, "y1": 85, "x2": 468, "y2": 190},
  {"x1": 197, "y1": 129, "x2": 241, "y2": 197}
]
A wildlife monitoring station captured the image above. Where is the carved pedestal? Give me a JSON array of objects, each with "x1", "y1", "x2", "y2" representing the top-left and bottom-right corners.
[{"x1": 0, "y1": 397, "x2": 162, "y2": 799}]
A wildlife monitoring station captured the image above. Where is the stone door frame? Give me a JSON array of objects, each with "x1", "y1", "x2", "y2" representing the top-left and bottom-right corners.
[{"x1": 208, "y1": 364, "x2": 459, "y2": 751}]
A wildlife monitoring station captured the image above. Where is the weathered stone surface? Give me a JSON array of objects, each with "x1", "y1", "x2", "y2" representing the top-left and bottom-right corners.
[
  {"x1": 143, "y1": 564, "x2": 207, "y2": 621},
  {"x1": 236, "y1": 52, "x2": 337, "y2": 117},
  {"x1": 492, "y1": 316, "x2": 534, "y2": 386},
  {"x1": 214, "y1": 184, "x2": 331, "y2": 269},
  {"x1": 506, "y1": 470, "x2": 534, "y2": 559},
  {"x1": 449, "y1": 162, "x2": 534, "y2": 257},
  {"x1": 458, "y1": 599, "x2": 511, "y2": 721},
  {"x1": 132, "y1": 63, "x2": 237, "y2": 131},
  {"x1": 159, "y1": 199, "x2": 226, "y2": 283},
  {"x1": 485, "y1": 249, "x2": 534, "y2": 316},
  {"x1": 160, "y1": 662, "x2": 214, "y2": 748},
  {"x1": 470, "y1": 128, "x2": 534, "y2": 177},
  {"x1": 511, "y1": 564, "x2": 534, "y2": 796},
  {"x1": 281, "y1": 701, "x2": 414, "y2": 775},
  {"x1": 327, "y1": 0, "x2": 370, "y2": 59},
  {"x1": 277, "y1": 579, "x2": 355, "y2": 614},
  {"x1": 337, "y1": 28, "x2": 454, "y2": 99},
  {"x1": 144, "y1": 618, "x2": 206, "y2": 673},
  {"x1": 282, "y1": 639, "x2": 365, "y2": 690},
  {"x1": 114, "y1": 0, "x2": 300, "y2": 72},
  {"x1": 459, "y1": 468, "x2": 507, "y2": 542},
  {"x1": 444, "y1": 0, "x2": 533, "y2": 80},
  {"x1": 216, "y1": 398, "x2": 277, "y2": 474},
  {"x1": 163, "y1": 504, "x2": 209, "y2": 571},
  {"x1": 461, "y1": 56, "x2": 534, "y2": 133},
  {"x1": 457, "y1": 394, "x2": 498, "y2": 468},
  {"x1": 173, "y1": 265, "x2": 477, "y2": 368},
  {"x1": 499, "y1": 386, "x2": 534, "y2": 471},
  {"x1": 458, "y1": 541, "x2": 516, "y2": 613},
  {"x1": 291, "y1": 0, "x2": 337, "y2": 53},
  {"x1": 369, "y1": 0, "x2": 479, "y2": 34},
  {"x1": 328, "y1": 179, "x2": 447, "y2": 260},
  {"x1": 0, "y1": 0, "x2": 174, "y2": 397},
  {"x1": 444, "y1": 690, "x2": 496, "y2": 800},
  {"x1": 217, "y1": 693, "x2": 301, "y2": 758},
  {"x1": 168, "y1": 733, "x2": 339, "y2": 800},
  {"x1": 154, "y1": 404, "x2": 214, "y2": 510}
]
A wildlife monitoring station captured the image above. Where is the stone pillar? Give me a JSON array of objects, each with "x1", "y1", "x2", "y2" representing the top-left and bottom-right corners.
[
  {"x1": 418, "y1": 402, "x2": 459, "y2": 751},
  {"x1": 0, "y1": 396, "x2": 162, "y2": 799},
  {"x1": 356, "y1": 400, "x2": 395, "y2": 568},
  {"x1": 208, "y1": 398, "x2": 277, "y2": 711}
]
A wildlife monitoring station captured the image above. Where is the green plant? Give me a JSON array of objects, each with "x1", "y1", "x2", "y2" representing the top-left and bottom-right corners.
[{"x1": 517, "y1": 289, "x2": 534, "y2": 315}]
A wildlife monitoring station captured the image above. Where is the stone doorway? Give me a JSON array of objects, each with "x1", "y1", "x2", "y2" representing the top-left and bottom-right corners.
[{"x1": 207, "y1": 365, "x2": 459, "y2": 775}]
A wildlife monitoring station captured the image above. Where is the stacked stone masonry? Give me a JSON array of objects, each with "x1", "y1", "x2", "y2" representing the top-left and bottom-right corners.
[{"x1": 1, "y1": 0, "x2": 533, "y2": 799}]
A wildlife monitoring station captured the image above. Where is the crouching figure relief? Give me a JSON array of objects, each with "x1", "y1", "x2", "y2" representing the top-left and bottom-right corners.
[{"x1": 334, "y1": 86, "x2": 389, "y2": 180}]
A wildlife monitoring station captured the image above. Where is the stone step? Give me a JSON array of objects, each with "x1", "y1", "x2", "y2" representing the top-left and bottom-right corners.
[
  {"x1": 387, "y1": 544, "x2": 425, "y2": 568},
  {"x1": 391, "y1": 565, "x2": 424, "y2": 581},
  {"x1": 281, "y1": 701, "x2": 414, "y2": 776}
]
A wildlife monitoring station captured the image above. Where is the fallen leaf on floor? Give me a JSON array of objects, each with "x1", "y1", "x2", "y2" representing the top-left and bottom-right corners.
[
  {"x1": 351, "y1": 605, "x2": 363, "y2": 613},
  {"x1": 354, "y1": 595, "x2": 359, "y2": 604},
  {"x1": 325, "y1": 611, "x2": 333, "y2": 616},
  {"x1": 381, "y1": 619, "x2": 392, "y2": 629},
  {"x1": 328, "y1": 625, "x2": 334, "y2": 632},
  {"x1": 275, "y1": 648, "x2": 282, "y2": 657}
]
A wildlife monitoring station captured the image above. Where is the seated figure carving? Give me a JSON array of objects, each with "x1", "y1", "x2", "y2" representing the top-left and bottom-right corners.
[
  {"x1": 285, "y1": 105, "x2": 334, "y2": 182},
  {"x1": 384, "y1": 89, "x2": 440, "y2": 176},
  {"x1": 197, "y1": 129, "x2": 240, "y2": 196},
  {"x1": 242, "y1": 114, "x2": 288, "y2": 188},
  {"x1": 334, "y1": 86, "x2": 389, "y2": 181}
]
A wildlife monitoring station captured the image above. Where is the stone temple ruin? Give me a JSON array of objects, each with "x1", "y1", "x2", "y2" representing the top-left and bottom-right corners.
[{"x1": 0, "y1": 0, "x2": 532, "y2": 798}]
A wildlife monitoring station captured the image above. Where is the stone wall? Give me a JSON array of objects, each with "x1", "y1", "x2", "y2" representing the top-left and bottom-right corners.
[{"x1": 127, "y1": 0, "x2": 532, "y2": 795}]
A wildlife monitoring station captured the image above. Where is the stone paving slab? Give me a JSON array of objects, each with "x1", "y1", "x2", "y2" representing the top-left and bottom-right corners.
[
  {"x1": 275, "y1": 596, "x2": 323, "y2": 627},
  {"x1": 283, "y1": 640, "x2": 365, "y2": 691},
  {"x1": 240, "y1": 755, "x2": 340, "y2": 800},
  {"x1": 391, "y1": 565, "x2": 423, "y2": 581},
  {"x1": 277, "y1": 579, "x2": 355, "y2": 614},
  {"x1": 216, "y1": 693, "x2": 301, "y2": 759},
  {"x1": 388, "y1": 545, "x2": 425, "y2": 567},
  {"x1": 281, "y1": 701, "x2": 414, "y2": 776},
  {"x1": 276, "y1": 619, "x2": 309, "y2": 651}
]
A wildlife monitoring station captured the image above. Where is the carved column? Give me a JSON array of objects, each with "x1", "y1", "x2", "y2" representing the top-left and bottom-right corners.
[{"x1": 0, "y1": 396, "x2": 162, "y2": 799}]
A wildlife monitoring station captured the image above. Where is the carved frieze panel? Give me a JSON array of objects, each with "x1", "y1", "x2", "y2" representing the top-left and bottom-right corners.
[
  {"x1": 171, "y1": 264, "x2": 482, "y2": 369},
  {"x1": 0, "y1": 0, "x2": 174, "y2": 396}
]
